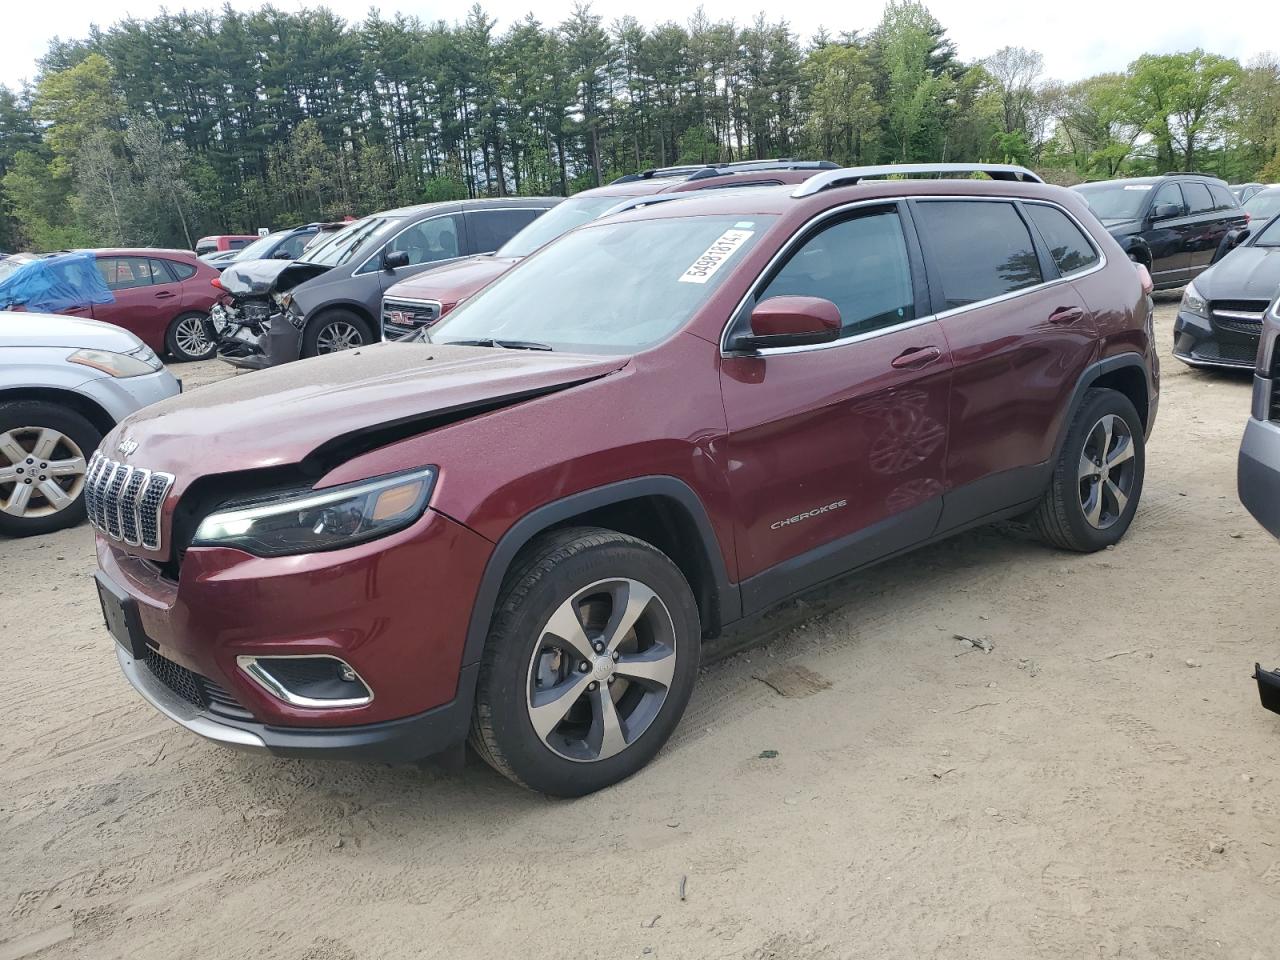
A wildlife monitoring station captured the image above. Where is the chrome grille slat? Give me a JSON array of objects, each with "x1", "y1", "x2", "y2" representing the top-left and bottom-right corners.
[{"x1": 86, "y1": 453, "x2": 173, "y2": 552}]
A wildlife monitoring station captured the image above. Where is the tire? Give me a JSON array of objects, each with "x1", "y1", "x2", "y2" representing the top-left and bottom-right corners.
[
  {"x1": 0, "y1": 401, "x2": 101, "y2": 538},
  {"x1": 165, "y1": 312, "x2": 216, "y2": 361},
  {"x1": 302, "y1": 310, "x2": 373, "y2": 358},
  {"x1": 470, "y1": 527, "x2": 701, "y2": 796},
  {"x1": 1030, "y1": 387, "x2": 1145, "y2": 552}
]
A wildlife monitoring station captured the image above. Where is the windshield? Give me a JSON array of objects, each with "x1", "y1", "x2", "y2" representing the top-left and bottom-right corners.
[
  {"x1": 229, "y1": 231, "x2": 287, "y2": 262},
  {"x1": 298, "y1": 216, "x2": 400, "y2": 268},
  {"x1": 430, "y1": 214, "x2": 775, "y2": 354},
  {"x1": 1074, "y1": 182, "x2": 1152, "y2": 221},
  {"x1": 0, "y1": 254, "x2": 37, "y2": 284},
  {"x1": 1254, "y1": 215, "x2": 1280, "y2": 248},
  {"x1": 1245, "y1": 190, "x2": 1280, "y2": 222},
  {"x1": 496, "y1": 195, "x2": 639, "y2": 258}
]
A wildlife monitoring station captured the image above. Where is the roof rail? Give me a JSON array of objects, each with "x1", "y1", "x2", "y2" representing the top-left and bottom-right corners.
[
  {"x1": 596, "y1": 194, "x2": 693, "y2": 218},
  {"x1": 611, "y1": 158, "x2": 841, "y2": 185},
  {"x1": 792, "y1": 163, "x2": 1044, "y2": 198},
  {"x1": 611, "y1": 165, "x2": 711, "y2": 185},
  {"x1": 686, "y1": 159, "x2": 840, "y2": 180}
]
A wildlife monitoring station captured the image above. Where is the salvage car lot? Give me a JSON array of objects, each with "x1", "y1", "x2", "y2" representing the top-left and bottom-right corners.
[{"x1": 2, "y1": 297, "x2": 1278, "y2": 959}]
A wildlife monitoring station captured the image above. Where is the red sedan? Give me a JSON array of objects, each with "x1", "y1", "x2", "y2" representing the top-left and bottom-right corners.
[{"x1": 69, "y1": 249, "x2": 223, "y2": 361}]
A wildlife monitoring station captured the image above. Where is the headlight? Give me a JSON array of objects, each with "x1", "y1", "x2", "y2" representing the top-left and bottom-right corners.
[
  {"x1": 67, "y1": 347, "x2": 161, "y2": 378},
  {"x1": 273, "y1": 291, "x2": 294, "y2": 311},
  {"x1": 191, "y1": 467, "x2": 436, "y2": 557},
  {"x1": 1181, "y1": 281, "x2": 1208, "y2": 318}
]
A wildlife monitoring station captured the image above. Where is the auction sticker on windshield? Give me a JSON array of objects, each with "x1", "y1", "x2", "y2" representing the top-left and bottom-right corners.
[{"x1": 679, "y1": 228, "x2": 755, "y2": 284}]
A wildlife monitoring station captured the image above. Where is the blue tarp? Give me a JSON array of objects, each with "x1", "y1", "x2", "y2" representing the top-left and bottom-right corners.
[{"x1": 0, "y1": 252, "x2": 114, "y2": 313}]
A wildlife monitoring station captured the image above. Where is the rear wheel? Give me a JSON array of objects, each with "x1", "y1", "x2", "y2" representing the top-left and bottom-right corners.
[
  {"x1": 0, "y1": 401, "x2": 99, "y2": 538},
  {"x1": 166, "y1": 312, "x2": 216, "y2": 361},
  {"x1": 1030, "y1": 388, "x2": 1145, "y2": 552},
  {"x1": 303, "y1": 310, "x2": 373, "y2": 358},
  {"x1": 470, "y1": 527, "x2": 701, "y2": 796}
]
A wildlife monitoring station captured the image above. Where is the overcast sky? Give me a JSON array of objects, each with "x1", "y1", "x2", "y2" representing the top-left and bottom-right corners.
[{"x1": 2, "y1": 0, "x2": 1275, "y2": 89}]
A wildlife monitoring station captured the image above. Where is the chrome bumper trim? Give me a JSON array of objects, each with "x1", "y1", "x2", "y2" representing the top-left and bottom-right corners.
[{"x1": 116, "y1": 645, "x2": 266, "y2": 751}]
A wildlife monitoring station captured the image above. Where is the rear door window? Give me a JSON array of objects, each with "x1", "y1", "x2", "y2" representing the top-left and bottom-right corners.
[
  {"x1": 387, "y1": 214, "x2": 463, "y2": 266},
  {"x1": 756, "y1": 207, "x2": 916, "y2": 339},
  {"x1": 1183, "y1": 182, "x2": 1215, "y2": 215},
  {"x1": 1024, "y1": 204, "x2": 1100, "y2": 276},
  {"x1": 467, "y1": 209, "x2": 542, "y2": 253},
  {"x1": 97, "y1": 257, "x2": 155, "y2": 290},
  {"x1": 912, "y1": 200, "x2": 1044, "y2": 308}
]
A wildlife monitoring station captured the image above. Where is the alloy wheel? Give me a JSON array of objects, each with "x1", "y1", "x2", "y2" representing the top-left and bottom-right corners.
[
  {"x1": 315, "y1": 321, "x2": 364, "y2": 353},
  {"x1": 0, "y1": 427, "x2": 88, "y2": 519},
  {"x1": 525, "y1": 577, "x2": 678, "y2": 763},
  {"x1": 174, "y1": 316, "x2": 212, "y2": 357},
  {"x1": 1078, "y1": 413, "x2": 1136, "y2": 529}
]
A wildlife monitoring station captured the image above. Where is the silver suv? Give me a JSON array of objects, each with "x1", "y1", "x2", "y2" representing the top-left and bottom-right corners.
[{"x1": 0, "y1": 311, "x2": 179, "y2": 536}]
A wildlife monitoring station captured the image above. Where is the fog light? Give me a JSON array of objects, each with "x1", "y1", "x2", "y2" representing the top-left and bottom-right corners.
[{"x1": 236, "y1": 655, "x2": 373, "y2": 709}]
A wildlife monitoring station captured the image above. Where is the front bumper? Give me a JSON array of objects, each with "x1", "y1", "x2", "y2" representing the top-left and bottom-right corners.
[
  {"x1": 1173, "y1": 309, "x2": 1260, "y2": 370},
  {"x1": 97, "y1": 507, "x2": 494, "y2": 760},
  {"x1": 1239, "y1": 414, "x2": 1280, "y2": 539},
  {"x1": 78, "y1": 367, "x2": 181, "y2": 422},
  {"x1": 117, "y1": 643, "x2": 478, "y2": 761},
  {"x1": 216, "y1": 311, "x2": 302, "y2": 370}
]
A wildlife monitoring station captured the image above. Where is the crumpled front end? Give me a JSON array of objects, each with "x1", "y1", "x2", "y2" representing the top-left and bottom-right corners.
[{"x1": 212, "y1": 300, "x2": 302, "y2": 369}]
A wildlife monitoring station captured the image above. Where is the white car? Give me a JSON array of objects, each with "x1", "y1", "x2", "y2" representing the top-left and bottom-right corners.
[{"x1": 1, "y1": 311, "x2": 180, "y2": 537}]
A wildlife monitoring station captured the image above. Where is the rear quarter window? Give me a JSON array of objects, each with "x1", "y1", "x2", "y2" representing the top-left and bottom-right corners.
[
  {"x1": 1209, "y1": 184, "x2": 1237, "y2": 210},
  {"x1": 161, "y1": 259, "x2": 197, "y2": 281},
  {"x1": 912, "y1": 200, "x2": 1044, "y2": 308},
  {"x1": 1024, "y1": 204, "x2": 1100, "y2": 276}
]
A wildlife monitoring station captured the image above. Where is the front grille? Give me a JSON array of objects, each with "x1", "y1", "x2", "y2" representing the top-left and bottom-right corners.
[
  {"x1": 85, "y1": 454, "x2": 174, "y2": 551},
  {"x1": 382, "y1": 298, "x2": 441, "y2": 338},
  {"x1": 142, "y1": 650, "x2": 253, "y2": 721}
]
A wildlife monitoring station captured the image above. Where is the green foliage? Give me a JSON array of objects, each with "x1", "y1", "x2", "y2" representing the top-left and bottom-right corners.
[{"x1": 0, "y1": 3, "x2": 1273, "y2": 251}]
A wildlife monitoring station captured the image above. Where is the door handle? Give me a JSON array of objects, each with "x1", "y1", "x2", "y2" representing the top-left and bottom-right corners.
[
  {"x1": 891, "y1": 345, "x2": 942, "y2": 369},
  {"x1": 1048, "y1": 305, "x2": 1084, "y2": 325},
  {"x1": 154, "y1": 291, "x2": 176, "y2": 300}
]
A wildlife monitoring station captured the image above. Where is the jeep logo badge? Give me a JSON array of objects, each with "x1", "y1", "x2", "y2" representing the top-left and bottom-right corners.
[{"x1": 117, "y1": 438, "x2": 138, "y2": 457}]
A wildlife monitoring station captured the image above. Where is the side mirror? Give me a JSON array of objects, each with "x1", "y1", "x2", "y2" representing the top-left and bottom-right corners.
[
  {"x1": 728, "y1": 296, "x2": 841, "y2": 352},
  {"x1": 1151, "y1": 203, "x2": 1183, "y2": 221},
  {"x1": 383, "y1": 249, "x2": 410, "y2": 270},
  {"x1": 271, "y1": 249, "x2": 294, "y2": 259}
]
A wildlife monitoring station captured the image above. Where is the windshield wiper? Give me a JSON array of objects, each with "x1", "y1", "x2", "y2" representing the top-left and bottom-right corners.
[{"x1": 443, "y1": 337, "x2": 554, "y2": 351}]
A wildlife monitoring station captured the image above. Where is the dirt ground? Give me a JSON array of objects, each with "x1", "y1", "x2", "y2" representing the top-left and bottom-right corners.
[{"x1": 3, "y1": 296, "x2": 1279, "y2": 960}]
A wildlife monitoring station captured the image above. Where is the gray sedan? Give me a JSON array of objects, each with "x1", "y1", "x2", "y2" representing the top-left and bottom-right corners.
[
  {"x1": 1, "y1": 311, "x2": 180, "y2": 536},
  {"x1": 1173, "y1": 214, "x2": 1280, "y2": 369}
]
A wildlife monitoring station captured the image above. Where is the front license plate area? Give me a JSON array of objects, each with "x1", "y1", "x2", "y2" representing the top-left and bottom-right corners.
[{"x1": 96, "y1": 573, "x2": 150, "y2": 659}]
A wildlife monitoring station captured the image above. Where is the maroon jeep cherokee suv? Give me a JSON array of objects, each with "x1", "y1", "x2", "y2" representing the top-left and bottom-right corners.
[{"x1": 92, "y1": 164, "x2": 1159, "y2": 796}]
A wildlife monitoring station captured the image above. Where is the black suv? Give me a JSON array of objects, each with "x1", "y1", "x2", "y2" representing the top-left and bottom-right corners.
[{"x1": 1072, "y1": 174, "x2": 1246, "y2": 290}]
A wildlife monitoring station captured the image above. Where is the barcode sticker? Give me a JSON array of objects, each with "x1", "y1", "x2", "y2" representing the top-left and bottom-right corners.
[{"x1": 678, "y1": 229, "x2": 754, "y2": 284}]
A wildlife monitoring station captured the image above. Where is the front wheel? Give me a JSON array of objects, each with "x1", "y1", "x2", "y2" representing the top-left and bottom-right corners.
[
  {"x1": 470, "y1": 527, "x2": 701, "y2": 796},
  {"x1": 302, "y1": 310, "x2": 373, "y2": 358},
  {"x1": 0, "y1": 401, "x2": 99, "y2": 538},
  {"x1": 166, "y1": 312, "x2": 216, "y2": 361},
  {"x1": 1030, "y1": 387, "x2": 1145, "y2": 552}
]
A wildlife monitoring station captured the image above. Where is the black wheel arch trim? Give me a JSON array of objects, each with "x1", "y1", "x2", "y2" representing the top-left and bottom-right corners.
[
  {"x1": 459, "y1": 476, "x2": 740, "y2": 671},
  {"x1": 1052, "y1": 352, "x2": 1151, "y2": 463},
  {"x1": 304, "y1": 301, "x2": 378, "y2": 334},
  {"x1": 1118, "y1": 236, "x2": 1152, "y2": 265}
]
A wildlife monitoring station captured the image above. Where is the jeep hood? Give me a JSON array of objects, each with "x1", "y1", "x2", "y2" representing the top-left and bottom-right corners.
[
  {"x1": 383, "y1": 256, "x2": 520, "y2": 305},
  {"x1": 110, "y1": 343, "x2": 626, "y2": 480},
  {"x1": 218, "y1": 258, "x2": 332, "y2": 298},
  {"x1": 1197, "y1": 246, "x2": 1280, "y2": 301}
]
